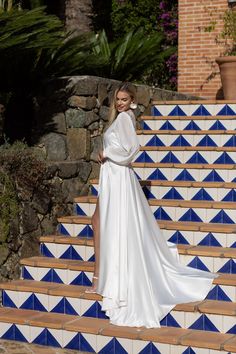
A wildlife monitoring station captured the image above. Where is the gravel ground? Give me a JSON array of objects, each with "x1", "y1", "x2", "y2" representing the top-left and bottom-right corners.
[{"x1": 0, "y1": 340, "x2": 90, "y2": 354}]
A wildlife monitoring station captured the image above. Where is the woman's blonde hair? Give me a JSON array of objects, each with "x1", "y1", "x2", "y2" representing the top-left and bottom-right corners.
[{"x1": 107, "y1": 82, "x2": 137, "y2": 127}]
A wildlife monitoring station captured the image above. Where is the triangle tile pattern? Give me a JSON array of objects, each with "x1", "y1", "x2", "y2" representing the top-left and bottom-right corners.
[{"x1": 2, "y1": 101, "x2": 236, "y2": 352}]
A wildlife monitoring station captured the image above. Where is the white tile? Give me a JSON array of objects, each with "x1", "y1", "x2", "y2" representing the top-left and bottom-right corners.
[
  {"x1": 34, "y1": 293, "x2": 49, "y2": 311},
  {"x1": 170, "y1": 311, "x2": 185, "y2": 327},
  {"x1": 62, "y1": 330, "x2": 78, "y2": 348},
  {"x1": 81, "y1": 332, "x2": 97, "y2": 352},
  {"x1": 48, "y1": 295, "x2": 63, "y2": 312},
  {"x1": 0, "y1": 322, "x2": 12, "y2": 337},
  {"x1": 153, "y1": 341, "x2": 171, "y2": 353},
  {"x1": 132, "y1": 339, "x2": 149, "y2": 354},
  {"x1": 222, "y1": 314, "x2": 236, "y2": 333},
  {"x1": 16, "y1": 324, "x2": 31, "y2": 342},
  {"x1": 74, "y1": 245, "x2": 86, "y2": 261},
  {"x1": 207, "y1": 313, "x2": 223, "y2": 333},
  {"x1": 30, "y1": 326, "x2": 45, "y2": 343},
  {"x1": 185, "y1": 312, "x2": 201, "y2": 328},
  {"x1": 54, "y1": 268, "x2": 68, "y2": 284},
  {"x1": 4, "y1": 290, "x2": 20, "y2": 308},
  {"x1": 48, "y1": 328, "x2": 63, "y2": 347},
  {"x1": 61, "y1": 223, "x2": 74, "y2": 236},
  {"x1": 80, "y1": 299, "x2": 95, "y2": 316},
  {"x1": 67, "y1": 297, "x2": 81, "y2": 316},
  {"x1": 96, "y1": 335, "x2": 113, "y2": 352}
]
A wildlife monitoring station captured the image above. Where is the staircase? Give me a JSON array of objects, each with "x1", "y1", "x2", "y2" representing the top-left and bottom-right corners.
[{"x1": 1, "y1": 100, "x2": 236, "y2": 353}]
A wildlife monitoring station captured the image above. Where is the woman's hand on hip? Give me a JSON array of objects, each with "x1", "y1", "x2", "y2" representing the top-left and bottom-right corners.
[{"x1": 98, "y1": 151, "x2": 106, "y2": 164}]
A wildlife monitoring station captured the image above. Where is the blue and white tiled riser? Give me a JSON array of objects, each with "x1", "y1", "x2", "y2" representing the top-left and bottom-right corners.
[
  {"x1": 40, "y1": 243, "x2": 94, "y2": 261},
  {"x1": 152, "y1": 103, "x2": 236, "y2": 116},
  {"x1": 21, "y1": 266, "x2": 93, "y2": 286},
  {"x1": 133, "y1": 167, "x2": 236, "y2": 183},
  {"x1": 179, "y1": 255, "x2": 236, "y2": 274},
  {"x1": 58, "y1": 223, "x2": 93, "y2": 238},
  {"x1": 138, "y1": 134, "x2": 236, "y2": 148},
  {"x1": 134, "y1": 150, "x2": 236, "y2": 165},
  {"x1": 0, "y1": 323, "x2": 231, "y2": 353},
  {"x1": 141, "y1": 119, "x2": 235, "y2": 131}
]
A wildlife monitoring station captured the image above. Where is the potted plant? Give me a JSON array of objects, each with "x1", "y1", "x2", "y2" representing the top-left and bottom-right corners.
[{"x1": 216, "y1": 9, "x2": 236, "y2": 100}]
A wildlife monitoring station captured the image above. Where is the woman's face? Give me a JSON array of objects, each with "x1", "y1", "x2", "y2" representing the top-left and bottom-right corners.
[{"x1": 115, "y1": 90, "x2": 132, "y2": 113}]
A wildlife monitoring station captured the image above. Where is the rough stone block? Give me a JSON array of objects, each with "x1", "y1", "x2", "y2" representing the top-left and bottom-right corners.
[
  {"x1": 99, "y1": 105, "x2": 109, "y2": 121},
  {"x1": 136, "y1": 85, "x2": 151, "y2": 107},
  {"x1": 90, "y1": 136, "x2": 103, "y2": 162},
  {"x1": 77, "y1": 161, "x2": 92, "y2": 182},
  {"x1": 68, "y1": 95, "x2": 97, "y2": 110},
  {"x1": 57, "y1": 161, "x2": 79, "y2": 179},
  {"x1": 66, "y1": 109, "x2": 98, "y2": 128},
  {"x1": 41, "y1": 133, "x2": 67, "y2": 161},
  {"x1": 66, "y1": 76, "x2": 99, "y2": 95},
  {"x1": 67, "y1": 128, "x2": 90, "y2": 160}
]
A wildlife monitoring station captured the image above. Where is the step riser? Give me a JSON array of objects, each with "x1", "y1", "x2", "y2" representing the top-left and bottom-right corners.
[
  {"x1": 152, "y1": 103, "x2": 236, "y2": 116},
  {"x1": 74, "y1": 201, "x2": 236, "y2": 224},
  {"x1": 138, "y1": 134, "x2": 236, "y2": 148},
  {"x1": 0, "y1": 323, "x2": 226, "y2": 353},
  {"x1": 39, "y1": 242, "x2": 236, "y2": 275},
  {"x1": 135, "y1": 150, "x2": 236, "y2": 165},
  {"x1": 91, "y1": 182, "x2": 236, "y2": 202},
  {"x1": 58, "y1": 223, "x2": 236, "y2": 248},
  {"x1": 133, "y1": 167, "x2": 236, "y2": 183},
  {"x1": 142, "y1": 119, "x2": 236, "y2": 131},
  {"x1": 2, "y1": 290, "x2": 236, "y2": 333}
]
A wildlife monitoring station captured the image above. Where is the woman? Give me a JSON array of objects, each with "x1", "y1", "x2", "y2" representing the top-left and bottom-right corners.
[{"x1": 87, "y1": 82, "x2": 218, "y2": 328}]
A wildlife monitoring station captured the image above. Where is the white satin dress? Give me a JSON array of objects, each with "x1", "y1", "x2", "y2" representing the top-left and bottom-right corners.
[{"x1": 96, "y1": 109, "x2": 218, "y2": 328}]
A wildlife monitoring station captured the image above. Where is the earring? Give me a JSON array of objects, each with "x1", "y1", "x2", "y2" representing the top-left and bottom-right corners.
[{"x1": 130, "y1": 102, "x2": 137, "y2": 109}]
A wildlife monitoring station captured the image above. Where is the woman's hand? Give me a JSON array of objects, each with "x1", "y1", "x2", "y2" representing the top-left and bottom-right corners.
[{"x1": 98, "y1": 150, "x2": 106, "y2": 164}]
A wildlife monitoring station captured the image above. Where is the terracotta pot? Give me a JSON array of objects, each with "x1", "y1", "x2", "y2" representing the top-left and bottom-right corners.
[{"x1": 216, "y1": 56, "x2": 236, "y2": 100}]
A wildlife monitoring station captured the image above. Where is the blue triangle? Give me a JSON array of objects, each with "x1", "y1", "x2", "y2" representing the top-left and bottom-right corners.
[
  {"x1": 203, "y1": 170, "x2": 224, "y2": 182},
  {"x1": 230, "y1": 241, "x2": 236, "y2": 247},
  {"x1": 189, "y1": 314, "x2": 219, "y2": 332},
  {"x1": 197, "y1": 135, "x2": 217, "y2": 147},
  {"x1": 15, "y1": 325, "x2": 27, "y2": 342},
  {"x1": 174, "y1": 169, "x2": 195, "y2": 181},
  {"x1": 217, "y1": 104, "x2": 236, "y2": 115},
  {"x1": 184, "y1": 121, "x2": 201, "y2": 130},
  {"x1": 135, "y1": 151, "x2": 154, "y2": 163},
  {"x1": 162, "y1": 187, "x2": 184, "y2": 200},
  {"x1": 41, "y1": 269, "x2": 53, "y2": 282},
  {"x1": 32, "y1": 328, "x2": 47, "y2": 345},
  {"x1": 52, "y1": 269, "x2": 64, "y2": 283},
  {"x1": 218, "y1": 259, "x2": 236, "y2": 273},
  {"x1": 159, "y1": 121, "x2": 176, "y2": 130},
  {"x1": 2, "y1": 291, "x2": 17, "y2": 308},
  {"x1": 40, "y1": 244, "x2": 54, "y2": 258},
  {"x1": 70, "y1": 271, "x2": 92, "y2": 286},
  {"x1": 192, "y1": 188, "x2": 213, "y2": 201},
  {"x1": 142, "y1": 186, "x2": 156, "y2": 199},
  {"x1": 214, "y1": 152, "x2": 235, "y2": 164},
  {"x1": 198, "y1": 233, "x2": 221, "y2": 247},
  {"x1": 222, "y1": 189, "x2": 236, "y2": 201},
  {"x1": 58, "y1": 224, "x2": 70, "y2": 236},
  {"x1": 187, "y1": 256, "x2": 210, "y2": 271},
  {"x1": 2, "y1": 324, "x2": 15, "y2": 340},
  {"x1": 187, "y1": 152, "x2": 208, "y2": 164},
  {"x1": 160, "y1": 313, "x2": 181, "y2": 327},
  {"x1": 154, "y1": 207, "x2": 172, "y2": 220},
  {"x1": 22, "y1": 267, "x2": 34, "y2": 280},
  {"x1": 209, "y1": 121, "x2": 226, "y2": 130},
  {"x1": 33, "y1": 294, "x2": 48, "y2": 312},
  {"x1": 168, "y1": 231, "x2": 189, "y2": 245},
  {"x1": 148, "y1": 169, "x2": 167, "y2": 180},
  {"x1": 76, "y1": 205, "x2": 87, "y2": 216},
  {"x1": 210, "y1": 210, "x2": 234, "y2": 224},
  {"x1": 51, "y1": 298, "x2": 65, "y2": 314},
  {"x1": 99, "y1": 337, "x2": 128, "y2": 354},
  {"x1": 152, "y1": 106, "x2": 162, "y2": 116},
  {"x1": 83, "y1": 301, "x2": 108, "y2": 319},
  {"x1": 88, "y1": 254, "x2": 95, "y2": 262},
  {"x1": 160, "y1": 152, "x2": 180, "y2": 163},
  {"x1": 192, "y1": 105, "x2": 211, "y2": 116},
  {"x1": 20, "y1": 294, "x2": 34, "y2": 310},
  {"x1": 169, "y1": 105, "x2": 187, "y2": 116},
  {"x1": 171, "y1": 135, "x2": 191, "y2": 146},
  {"x1": 60, "y1": 246, "x2": 72, "y2": 259},
  {"x1": 179, "y1": 208, "x2": 202, "y2": 222},
  {"x1": 139, "y1": 342, "x2": 161, "y2": 354},
  {"x1": 227, "y1": 324, "x2": 236, "y2": 334},
  {"x1": 224, "y1": 136, "x2": 236, "y2": 147},
  {"x1": 182, "y1": 347, "x2": 196, "y2": 354},
  {"x1": 65, "y1": 298, "x2": 79, "y2": 315},
  {"x1": 206, "y1": 285, "x2": 231, "y2": 302},
  {"x1": 65, "y1": 333, "x2": 80, "y2": 350},
  {"x1": 146, "y1": 135, "x2": 165, "y2": 146},
  {"x1": 142, "y1": 121, "x2": 151, "y2": 130},
  {"x1": 71, "y1": 246, "x2": 83, "y2": 260},
  {"x1": 46, "y1": 329, "x2": 61, "y2": 347},
  {"x1": 91, "y1": 185, "x2": 98, "y2": 196},
  {"x1": 78, "y1": 225, "x2": 93, "y2": 238},
  {"x1": 79, "y1": 332, "x2": 96, "y2": 352}
]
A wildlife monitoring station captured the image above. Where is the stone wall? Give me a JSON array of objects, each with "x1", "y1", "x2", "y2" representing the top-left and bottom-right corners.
[{"x1": 0, "y1": 76, "x2": 199, "y2": 283}]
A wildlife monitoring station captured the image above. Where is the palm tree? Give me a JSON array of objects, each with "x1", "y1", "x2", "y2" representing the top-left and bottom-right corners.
[{"x1": 64, "y1": 0, "x2": 93, "y2": 34}]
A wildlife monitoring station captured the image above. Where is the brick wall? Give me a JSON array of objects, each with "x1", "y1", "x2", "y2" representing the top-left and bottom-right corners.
[{"x1": 178, "y1": 0, "x2": 229, "y2": 99}]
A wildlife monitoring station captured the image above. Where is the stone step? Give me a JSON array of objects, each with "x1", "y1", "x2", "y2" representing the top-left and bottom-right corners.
[
  {"x1": 135, "y1": 149, "x2": 236, "y2": 165},
  {"x1": 141, "y1": 118, "x2": 236, "y2": 131},
  {"x1": 137, "y1": 132, "x2": 236, "y2": 151},
  {"x1": 0, "y1": 308, "x2": 235, "y2": 353},
  {"x1": 2, "y1": 280, "x2": 236, "y2": 333},
  {"x1": 90, "y1": 179, "x2": 236, "y2": 202},
  {"x1": 74, "y1": 197, "x2": 236, "y2": 224},
  {"x1": 132, "y1": 163, "x2": 236, "y2": 182}
]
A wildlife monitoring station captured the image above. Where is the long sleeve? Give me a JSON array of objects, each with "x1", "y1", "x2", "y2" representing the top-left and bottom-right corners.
[{"x1": 103, "y1": 112, "x2": 140, "y2": 166}]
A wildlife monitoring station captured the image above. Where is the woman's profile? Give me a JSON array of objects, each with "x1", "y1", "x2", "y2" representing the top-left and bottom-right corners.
[{"x1": 86, "y1": 82, "x2": 218, "y2": 328}]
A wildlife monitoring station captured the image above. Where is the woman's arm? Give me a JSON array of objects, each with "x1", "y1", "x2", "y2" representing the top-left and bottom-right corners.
[{"x1": 103, "y1": 111, "x2": 140, "y2": 166}]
